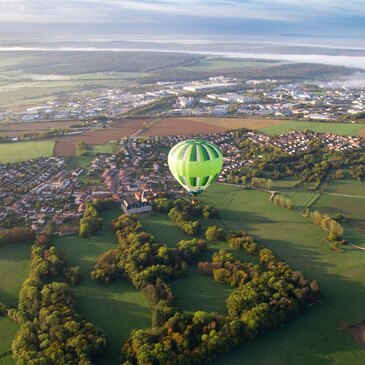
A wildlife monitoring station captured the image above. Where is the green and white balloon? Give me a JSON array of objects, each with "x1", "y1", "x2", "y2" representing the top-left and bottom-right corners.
[{"x1": 168, "y1": 139, "x2": 223, "y2": 196}]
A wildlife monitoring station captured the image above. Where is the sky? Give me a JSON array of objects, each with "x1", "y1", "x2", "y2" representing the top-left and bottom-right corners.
[{"x1": 0, "y1": 0, "x2": 364, "y2": 41}]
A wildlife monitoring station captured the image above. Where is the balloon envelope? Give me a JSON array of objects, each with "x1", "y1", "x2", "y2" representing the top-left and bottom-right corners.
[{"x1": 168, "y1": 139, "x2": 223, "y2": 196}]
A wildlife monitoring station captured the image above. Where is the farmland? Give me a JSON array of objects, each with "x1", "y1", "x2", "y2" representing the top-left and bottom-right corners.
[
  {"x1": 56, "y1": 117, "x2": 289, "y2": 147},
  {"x1": 261, "y1": 120, "x2": 365, "y2": 136},
  {"x1": 0, "y1": 140, "x2": 54, "y2": 163}
]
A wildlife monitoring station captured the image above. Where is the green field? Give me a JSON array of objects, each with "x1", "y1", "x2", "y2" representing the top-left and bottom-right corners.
[
  {"x1": 0, "y1": 243, "x2": 31, "y2": 306},
  {"x1": 90, "y1": 143, "x2": 119, "y2": 155},
  {"x1": 66, "y1": 155, "x2": 93, "y2": 168},
  {"x1": 0, "y1": 242, "x2": 31, "y2": 364},
  {"x1": 180, "y1": 58, "x2": 274, "y2": 72},
  {"x1": 53, "y1": 207, "x2": 151, "y2": 365},
  {"x1": 261, "y1": 120, "x2": 365, "y2": 136},
  {"x1": 0, "y1": 140, "x2": 55, "y2": 163},
  {"x1": 324, "y1": 174, "x2": 365, "y2": 196},
  {"x1": 197, "y1": 184, "x2": 365, "y2": 365},
  {"x1": 141, "y1": 213, "x2": 257, "y2": 314},
  {"x1": 0, "y1": 318, "x2": 17, "y2": 365},
  {"x1": 281, "y1": 190, "x2": 322, "y2": 211}
]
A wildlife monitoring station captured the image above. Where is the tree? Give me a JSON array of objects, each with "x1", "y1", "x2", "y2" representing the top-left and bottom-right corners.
[{"x1": 205, "y1": 226, "x2": 225, "y2": 241}]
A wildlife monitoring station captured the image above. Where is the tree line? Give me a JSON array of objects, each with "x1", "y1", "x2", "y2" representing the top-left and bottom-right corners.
[{"x1": 0, "y1": 227, "x2": 34, "y2": 246}]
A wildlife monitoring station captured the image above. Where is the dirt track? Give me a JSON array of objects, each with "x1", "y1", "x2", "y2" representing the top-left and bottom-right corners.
[{"x1": 350, "y1": 322, "x2": 365, "y2": 348}]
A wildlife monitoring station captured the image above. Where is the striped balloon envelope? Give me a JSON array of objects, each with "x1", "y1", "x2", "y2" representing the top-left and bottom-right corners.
[{"x1": 167, "y1": 139, "x2": 223, "y2": 196}]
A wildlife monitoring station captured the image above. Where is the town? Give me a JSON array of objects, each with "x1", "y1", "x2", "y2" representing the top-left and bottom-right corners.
[
  {"x1": 0, "y1": 76, "x2": 364, "y2": 125},
  {"x1": 0, "y1": 126, "x2": 363, "y2": 233}
]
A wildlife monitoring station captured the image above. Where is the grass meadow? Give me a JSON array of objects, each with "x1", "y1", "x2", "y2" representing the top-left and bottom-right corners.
[
  {"x1": 52, "y1": 207, "x2": 151, "y2": 365},
  {"x1": 200, "y1": 184, "x2": 365, "y2": 365},
  {"x1": 261, "y1": 120, "x2": 365, "y2": 136},
  {"x1": 0, "y1": 242, "x2": 31, "y2": 364},
  {"x1": 0, "y1": 140, "x2": 55, "y2": 163}
]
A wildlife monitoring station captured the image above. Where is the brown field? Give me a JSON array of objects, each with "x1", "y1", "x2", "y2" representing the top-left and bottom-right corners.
[
  {"x1": 54, "y1": 140, "x2": 76, "y2": 157},
  {"x1": 0, "y1": 120, "x2": 81, "y2": 137},
  {"x1": 141, "y1": 117, "x2": 288, "y2": 135},
  {"x1": 59, "y1": 117, "x2": 288, "y2": 145},
  {"x1": 358, "y1": 127, "x2": 365, "y2": 137},
  {"x1": 350, "y1": 322, "x2": 365, "y2": 349}
]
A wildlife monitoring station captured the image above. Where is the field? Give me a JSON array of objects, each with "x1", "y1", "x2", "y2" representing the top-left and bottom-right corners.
[
  {"x1": 140, "y1": 212, "x2": 259, "y2": 315},
  {"x1": 179, "y1": 58, "x2": 276, "y2": 72},
  {"x1": 52, "y1": 207, "x2": 151, "y2": 365},
  {"x1": 261, "y1": 120, "x2": 365, "y2": 136},
  {"x1": 0, "y1": 140, "x2": 54, "y2": 163},
  {"x1": 57, "y1": 117, "x2": 289, "y2": 147},
  {"x1": 281, "y1": 190, "x2": 322, "y2": 211},
  {"x1": 0, "y1": 242, "x2": 31, "y2": 364},
  {"x1": 198, "y1": 184, "x2": 365, "y2": 365},
  {"x1": 0, "y1": 120, "x2": 80, "y2": 138}
]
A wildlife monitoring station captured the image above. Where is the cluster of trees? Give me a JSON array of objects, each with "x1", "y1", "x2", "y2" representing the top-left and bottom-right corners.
[
  {"x1": 76, "y1": 140, "x2": 87, "y2": 156},
  {"x1": 154, "y1": 197, "x2": 218, "y2": 219},
  {"x1": 0, "y1": 227, "x2": 35, "y2": 246},
  {"x1": 168, "y1": 207, "x2": 201, "y2": 235},
  {"x1": 121, "y1": 311, "x2": 245, "y2": 365},
  {"x1": 305, "y1": 210, "x2": 345, "y2": 244},
  {"x1": 272, "y1": 194, "x2": 293, "y2": 209},
  {"x1": 91, "y1": 214, "x2": 208, "y2": 329},
  {"x1": 120, "y1": 223, "x2": 320, "y2": 364},
  {"x1": 10, "y1": 234, "x2": 106, "y2": 364},
  {"x1": 79, "y1": 201, "x2": 103, "y2": 238},
  {"x1": 205, "y1": 226, "x2": 226, "y2": 241},
  {"x1": 200, "y1": 230, "x2": 320, "y2": 337},
  {"x1": 350, "y1": 164, "x2": 365, "y2": 181}
]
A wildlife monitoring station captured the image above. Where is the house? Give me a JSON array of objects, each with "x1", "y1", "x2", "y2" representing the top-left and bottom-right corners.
[{"x1": 121, "y1": 199, "x2": 152, "y2": 214}]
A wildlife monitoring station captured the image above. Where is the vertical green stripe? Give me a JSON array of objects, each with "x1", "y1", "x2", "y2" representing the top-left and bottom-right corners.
[{"x1": 190, "y1": 145, "x2": 197, "y2": 161}]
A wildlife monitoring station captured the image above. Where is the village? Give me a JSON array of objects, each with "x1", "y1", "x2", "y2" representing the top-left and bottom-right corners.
[{"x1": 0, "y1": 127, "x2": 363, "y2": 233}]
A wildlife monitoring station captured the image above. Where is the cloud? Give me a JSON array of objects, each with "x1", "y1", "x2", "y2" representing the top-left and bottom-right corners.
[{"x1": 0, "y1": 0, "x2": 363, "y2": 38}]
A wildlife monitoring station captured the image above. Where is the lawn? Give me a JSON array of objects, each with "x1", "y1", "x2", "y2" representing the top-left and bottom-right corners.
[
  {"x1": 199, "y1": 184, "x2": 365, "y2": 365},
  {"x1": 0, "y1": 243, "x2": 31, "y2": 306},
  {"x1": 52, "y1": 207, "x2": 151, "y2": 365},
  {"x1": 0, "y1": 242, "x2": 31, "y2": 365},
  {"x1": 90, "y1": 143, "x2": 119, "y2": 155},
  {"x1": 66, "y1": 155, "x2": 93, "y2": 168},
  {"x1": 0, "y1": 140, "x2": 55, "y2": 163},
  {"x1": 0, "y1": 318, "x2": 17, "y2": 365},
  {"x1": 261, "y1": 120, "x2": 365, "y2": 136}
]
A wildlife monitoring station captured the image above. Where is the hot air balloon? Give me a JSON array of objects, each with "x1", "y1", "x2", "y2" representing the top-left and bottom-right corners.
[{"x1": 168, "y1": 139, "x2": 223, "y2": 202}]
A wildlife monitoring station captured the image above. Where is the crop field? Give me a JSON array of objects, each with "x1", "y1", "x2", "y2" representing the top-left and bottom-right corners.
[
  {"x1": 0, "y1": 140, "x2": 54, "y2": 163},
  {"x1": 53, "y1": 207, "x2": 151, "y2": 365},
  {"x1": 261, "y1": 120, "x2": 365, "y2": 136},
  {"x1": 56, "y1": 117, "x2": 289, "y2": 145},
  {"x1": 198, "y1": 184, "x2": 365, "y2": 365}
]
